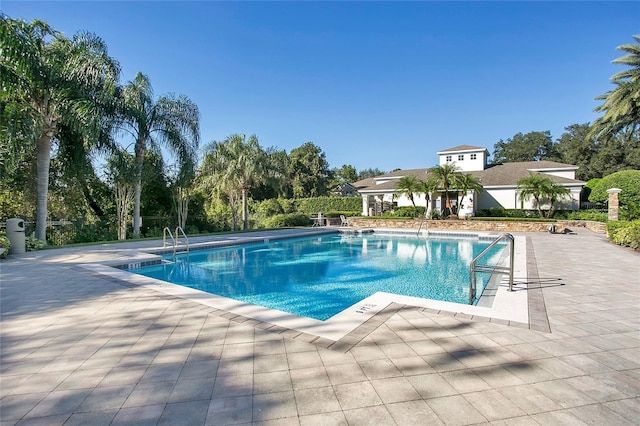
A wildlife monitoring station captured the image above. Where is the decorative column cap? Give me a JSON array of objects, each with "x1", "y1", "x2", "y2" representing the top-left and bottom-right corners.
[{"x1": 606, "y1": 188, "x2": 622, "y2": 194}]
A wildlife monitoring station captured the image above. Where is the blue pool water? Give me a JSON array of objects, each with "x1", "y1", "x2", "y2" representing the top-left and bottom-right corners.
[{"x1": 129, "y1": 233, "x2": 505, "y2": 320}]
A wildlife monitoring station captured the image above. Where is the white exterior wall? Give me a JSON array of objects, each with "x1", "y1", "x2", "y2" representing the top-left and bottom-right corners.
[
  {"x1": 477, "y1": 188, "x2": 520, "y2": 210},
  {"x1": 438, "y1": 151, "x2": 486, "y2": 172},
  {"x1": 477, "y1": 186, "x2": 581, "y2": 211},
  {"x1": 395, "y1": 193, "x2": 428, "y2": 209}
]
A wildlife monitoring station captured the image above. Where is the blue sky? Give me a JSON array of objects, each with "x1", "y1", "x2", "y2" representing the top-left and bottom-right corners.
[{"x1": 3, "y1": 1, "x2": 639, "y2": 172}]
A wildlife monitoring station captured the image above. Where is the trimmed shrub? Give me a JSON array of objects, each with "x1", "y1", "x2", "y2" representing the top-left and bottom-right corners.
[
  {"x1": 607, "y1": 220, "x2": 640, "y2": 250},
  {"x1": 589, "y1": 170, "x2": 640, "y2": 220},
  {"x1": 393, "y1": 206, "x2": 425, "y2": 218},
  {"x1": 470, "y1": 217, "x2": 557, "y2": 223},
  {"x1": 324, "y1": 211, "x2": 360, "y2": 218},
  {"x1": 262, "y1": 214, "x2": 312, "y2": 228},
  {"x1": 25, "y1": 237, "x2": 44, "y2": 251},
  {"x1": 474, "y1": 208, "x2": 539, "y2": 218},
  {"x1": 295, "y1": 197, "x2": 361, "y2": 215},
  {"x1": 565, "y1": 210, "x2": 608, "y2": 222},
  {"x1": 0, "y1": 234, "x2": 10, "y2": 258}
]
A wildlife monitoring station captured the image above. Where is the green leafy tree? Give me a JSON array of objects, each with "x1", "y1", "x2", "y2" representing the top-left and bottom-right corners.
[
  {"x1": 289, "y1": 142, "x2": 331, "y2": 198},
  {"x1": 591, "y1": 131, "x2": 640, "y2": 177},
  {"x1": 54, "y1": 124, "x2": 113, "y2": 220},
  {"x1": 395, "y1": 175, "x2": 422, "y2": 209},
  {"x1": 591, "y1": 35, "x2": 640, "y2": 140},
  {"x1": 492, "y1": 131, "x2": 555, "y2": 164},
  {"x1": 140, "y1": 151, "x2": 172, "y2": 218},
  {"x1": 0, "y1": 17, "x2": 120, "y2": 241},
  {"x1": 454, "y1": 173, "x2": 483, "y2": 212},
  {"x1": 199, "y1": 134, "x2": 267, "y2": 230},
  {"x1": 429, "y1": 163, "x2": 461, "y2": 216},
  {"x1": 104, "y1": 149, "x2": 137, "y2": 240},
  {"x1": 517, "y1": 173, "x2": 571, "y2": 218},
  {"x1": 554, "y1": 123, "x2": 600, "y2": 180},
  {"x1": 168, "y1": 150, "x2": 197, "y2": 230},
  {"x1": 588, "y1": 170, "x2": 640, "y2": 220},
  {"x1": 118, "y1": 72, "x2": 200, "y2": 237},
  {"x1": 250, "y1": 147, "x2": 290, "y2": 200},
  {"x1": 358, "y1": 168, "x2": 386, "y2": 179},
  {"x1": 336, "y1": 164, "x2": 359, "y2": 183}
]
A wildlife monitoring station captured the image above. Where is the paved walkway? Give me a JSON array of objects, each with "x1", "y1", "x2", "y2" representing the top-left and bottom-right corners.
[{"x1": 1, "y1": 228, "x2": 638, "y2": 425}]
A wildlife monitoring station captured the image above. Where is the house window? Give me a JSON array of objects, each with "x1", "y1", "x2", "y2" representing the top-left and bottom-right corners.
[
  {"x1": 458, "y1": 154, "x2": 464, "y2": 161},
  {"x1": 445, "y1": 155, "x2": 452, "y2": 162},
  {"x1": 470, "y1": 153, "x2": 477, "y2": 160}
]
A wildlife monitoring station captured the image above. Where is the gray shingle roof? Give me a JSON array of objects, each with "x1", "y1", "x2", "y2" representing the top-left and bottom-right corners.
[
  {"x1": 352, "y1": 160, "x2": 584, "y2": 192},
  {"x1": 437, "y1": 145, "x2": 488, "y2": 154}
]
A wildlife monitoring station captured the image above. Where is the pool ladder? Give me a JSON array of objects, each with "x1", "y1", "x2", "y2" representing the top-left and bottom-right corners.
[
  {"x1": 163, "y1": 226, "x2": 189, "y2": 255},
  {"x1": 469, "y1": 233, "x2": 514, "y2": 304}
]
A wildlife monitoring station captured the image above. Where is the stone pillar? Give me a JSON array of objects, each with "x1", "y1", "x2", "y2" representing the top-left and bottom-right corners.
[
  {"x1": 361, "y1": 194, "x2": 369, "y2": 216},
  {"x1": 606, "y1": 188, "x2": 622, "y2": 221}
]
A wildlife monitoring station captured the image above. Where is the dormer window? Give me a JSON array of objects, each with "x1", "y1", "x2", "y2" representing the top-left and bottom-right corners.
[
  {"x1": 458, "y1": 155, "x2": 464, "y2": 161},
  {"x1": 471, "y1": 154, "x2": 477, "y2": 160},
  {"x1": 445, "y1": 155, "x2": 452, "y2": 162}
]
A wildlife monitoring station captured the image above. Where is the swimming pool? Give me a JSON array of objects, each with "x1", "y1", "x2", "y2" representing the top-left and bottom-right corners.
[{"x1": 128, "y1": 232, "x2": 505, "y2": 321}]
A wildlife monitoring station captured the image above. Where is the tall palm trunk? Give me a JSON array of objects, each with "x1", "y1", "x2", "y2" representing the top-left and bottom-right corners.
[
  {"x1": 241, "y1": 187, "x2": 248, "y2": 230},
  {"x1": 133, "y1": 141, "x2": 145, "y2": 237},
  {"x1": 35, "y1": 133, "x2": 52, "y2": 242}
]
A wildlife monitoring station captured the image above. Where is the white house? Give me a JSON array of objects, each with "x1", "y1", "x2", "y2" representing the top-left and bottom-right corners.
[{"x1": 353, "y1": 145, "x2": 585, "y2": 217}]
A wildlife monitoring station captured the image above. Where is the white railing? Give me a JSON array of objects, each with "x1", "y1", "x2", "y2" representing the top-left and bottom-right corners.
[
  {"x1": 163, "y1": 226, "x2": 189, "y2": 255},
  {"x1": 469, "y1": 233, "x2": 514, "y2": 304}
]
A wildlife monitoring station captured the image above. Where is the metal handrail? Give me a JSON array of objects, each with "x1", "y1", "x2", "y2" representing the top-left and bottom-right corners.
[
  {"x1": 417, "y1": 211, "x2": 431, "y2": 237},
  {"x1": 163, "y1": 227, "x2": 175, "y2": 249},
  {"x1": 175, "y1": 226, "x2": 189, "y2": 253},
  {"x1": 469, "y1": 233, "x2": 514, "y2": 304}
]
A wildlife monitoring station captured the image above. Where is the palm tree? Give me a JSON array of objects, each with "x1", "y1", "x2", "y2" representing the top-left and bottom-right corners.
[
  {"x1": 429, "y1": 163, "x2": 461, "y2": 217},
  {"x1": 0, "y1": 17, "x2": 120, "y2": 241},
  {"x1": 118, "y1": 72, "x2": 200, "y2": 237},
  {"x1": 591, "y1": 35, "x2": 640, "y2": 139},
  {"x1": 199, "y1": 134, "x2": 267, "y2": 230},
  {"x1": 517, "y1": 173, "x2": 570, "y2": 218},
  {"x1": 395, "y1": 175, "x2": 422, "y2": 209},
  {"x1": 454, "y1": 173, "x2": 483, "y2": 214},
  {"x1": 418, "y1": 176, "x2": 439, "y2": 217}
]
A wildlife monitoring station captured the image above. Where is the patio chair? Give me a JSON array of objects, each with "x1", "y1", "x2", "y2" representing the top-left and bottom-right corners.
[
  {"x1": 340, "y1": 215, "x2": 349, "y2": 227},
  {"x1": 312, "y1": 213, "x2": 325, "y2": 227}
]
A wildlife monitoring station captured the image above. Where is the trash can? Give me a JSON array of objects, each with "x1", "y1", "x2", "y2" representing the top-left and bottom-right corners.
[{"x1": 6, "y1": 218, "x2": 25, "y2": 254}]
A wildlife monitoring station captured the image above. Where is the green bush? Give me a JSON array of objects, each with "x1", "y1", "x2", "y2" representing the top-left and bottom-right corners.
[
  {"x1": 254, "y1": 198, "x2": 285, "y2": 217},
  {"x1": 262, "y1": 213, "x2": 312, "y2": 228},
  {"x1": 589, "y1": 170, "x2": 640, "y2": 220},
  {"x1": 475, "y1": 208, "x2": 539, "y2": 218},
  {"x1": 470, "y1": 217, "x2": 557, "y2": 223},
  {"x1": 324, "y1": 210, "x2": 360, "y2": 218},
  {"x1": 565, "y1": 210, "x2": 608, "y2": 222},
  {"x1": 25, "y1": 236, "x2": 44, "y2": 251},
  {"x1": 295, "y1": 197, "x2": 361, "y2": 215},
  {"x1": 75, "y1": 221, "x2": 118, "y2": 243},
  {"x1": 47, "y1": 225, "x2": 76, "y2": 246},
  {"x1": 393, "y1": 206, "x2": 425, "y2": 218},
  {"x1": 0, "y1": 234, "x2": 10, "y2": 258},
  {"x1": 607, "y1": 220, "x2": 640, "y2": 250},
  {"x1": 185, "y1": 225, "x2": 200, "y2": 235}
]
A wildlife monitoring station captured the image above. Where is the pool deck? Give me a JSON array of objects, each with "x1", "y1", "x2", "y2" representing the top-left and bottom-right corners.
[{"x1": 1, "y1": 227, "x2": 639, "y2": 425}]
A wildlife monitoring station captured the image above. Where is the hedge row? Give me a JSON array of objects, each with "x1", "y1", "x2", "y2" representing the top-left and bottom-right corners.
[
  {"x1": 607, "y1": 220, "x2": 640, "y2": 250},
  {"x1": 295, "y1": 197, "x2": 362, "y2": 215}
]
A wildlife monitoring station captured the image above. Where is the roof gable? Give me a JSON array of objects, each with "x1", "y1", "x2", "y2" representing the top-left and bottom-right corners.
[{"x1": 437, "y1": 145, "x2": 488, "y2": 154}]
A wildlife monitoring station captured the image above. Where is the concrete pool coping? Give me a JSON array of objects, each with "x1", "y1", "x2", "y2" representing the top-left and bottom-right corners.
[
  {"x1": 3, "y1": 226, "x2": 638, "y2": 425},
  {"x1": 83, "y1": 228, "x2": 533, "y2": 346}
]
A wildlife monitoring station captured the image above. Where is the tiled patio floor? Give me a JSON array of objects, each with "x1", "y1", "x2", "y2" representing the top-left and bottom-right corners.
[{"x1": 1, "y1": 227, "x2": 638, "y2": 425}]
